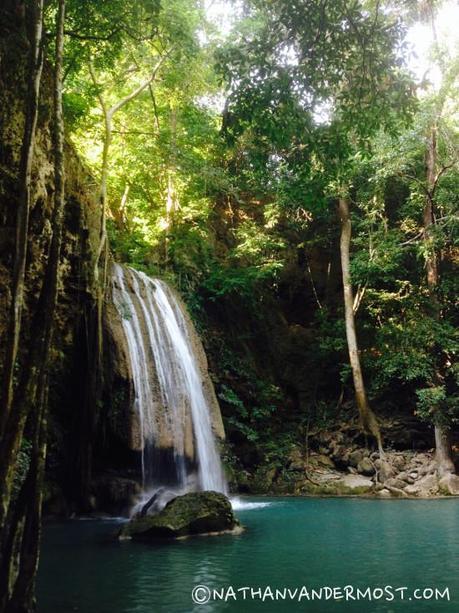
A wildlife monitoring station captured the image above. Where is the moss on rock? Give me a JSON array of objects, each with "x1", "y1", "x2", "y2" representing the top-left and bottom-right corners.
[{"x1": 119, "y1": 491, "x2": 242, "y2": 540}]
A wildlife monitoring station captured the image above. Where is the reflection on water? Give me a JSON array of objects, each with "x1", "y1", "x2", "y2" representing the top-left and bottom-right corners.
[{"x1": 37, "y1": 498, "x2": 459, "y2": 613}]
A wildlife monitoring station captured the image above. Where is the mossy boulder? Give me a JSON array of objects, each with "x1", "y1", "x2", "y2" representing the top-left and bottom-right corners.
[{"x1": 119, "y1": 491, "x2": 241, "y2": 540}]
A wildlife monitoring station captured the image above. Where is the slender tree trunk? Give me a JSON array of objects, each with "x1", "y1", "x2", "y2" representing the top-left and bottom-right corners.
[
  {"x1": 424, "y1": 126, "x2": 455, "y2": 476},
  {"x1": 0, "y1": 0, "x2": 44, "y2": 436},
  {"x1": 81, "y1": 61, "x2": 168, "y2": 500},
  {"x1": 0, "y1": 370, "x2": 47, "y2": 613},
  {"x1": 435, "y1": 427, "x2": 454, "y2": 477},
  {"x1": 338, "y1": 197, "x2": 383, "y2": 454},
  {"x1": 0, "y1": 451, "x2": 33, "y2": 611},
  {"x1": 8, "y1": 380, "x2": 47, "y2": 613},
  {"x1": 164, "y1": 106, "x2": 180, "y2": 266},
  {"x1": 112, "y1": 184, "x2": 130, "y2": 230},
  {"x1": 89, "y1": 54, "x2": 167, "y2": 280}
]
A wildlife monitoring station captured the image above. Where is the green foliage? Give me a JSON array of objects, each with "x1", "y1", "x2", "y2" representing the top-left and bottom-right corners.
[
  {"x1": 218, "y1": 376, "x2": 280, "y2": 444},
  {"x1": 61, "y1": 0, "x2": 458, "y2": 444},
  {"x1": 202, "y1": 261, "x2": 280, "y2": 300},
  {"x1": 217, "y1": 0, "x2": 416, "y2": 200},
  {"x1": 416, "y1": 386, "x2": 458, "y2": 426},
  {"x1": 210, "y1": 336, "x2": 282, "y2": 450}
]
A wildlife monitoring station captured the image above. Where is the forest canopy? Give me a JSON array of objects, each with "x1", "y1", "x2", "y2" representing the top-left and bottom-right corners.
[{"x1": 58, "y1": 0, "x2": 458, "y2": 443}]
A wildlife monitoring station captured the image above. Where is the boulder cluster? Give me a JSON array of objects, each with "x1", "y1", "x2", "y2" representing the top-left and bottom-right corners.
[{"x1": 243, "y1": 427, "x2": 459, "y2": 497}]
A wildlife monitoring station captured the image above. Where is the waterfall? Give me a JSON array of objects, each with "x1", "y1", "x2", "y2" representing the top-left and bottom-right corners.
[{"x1": 111, "y1": 264, "x2": 227, "y2": 503}]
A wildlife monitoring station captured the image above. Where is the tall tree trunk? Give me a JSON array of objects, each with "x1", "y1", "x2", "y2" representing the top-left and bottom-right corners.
[
  {"x1": 0, "y1": 0, "x2": 44, "y2": 436},
  {"x1": 338, "y1": 197, "x2": 384, "y2": 454},
  {"x1": 424, "y1": 126, "x2": 455, "y2": 477},
  {"x1": 0, "y1": 2, "x2": 66, "y2": 609}
]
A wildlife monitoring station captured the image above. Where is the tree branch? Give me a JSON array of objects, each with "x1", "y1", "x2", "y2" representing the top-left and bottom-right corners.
[
  {"x1": 107, "y1": 53, "x2": 168, "y2": 118},
  {"x1": 64, "y1": 27, "x2": 121, "y2": 41}
]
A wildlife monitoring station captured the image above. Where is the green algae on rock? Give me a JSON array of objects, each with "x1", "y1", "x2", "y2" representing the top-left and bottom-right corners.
[{"x1": 119, "y1": 491, "x2": 242, "y2": 540}]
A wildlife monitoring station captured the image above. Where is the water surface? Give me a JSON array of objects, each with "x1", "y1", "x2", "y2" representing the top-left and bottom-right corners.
[{"x1": 37, "y1": 497, "x2": 459, "y2": 612}]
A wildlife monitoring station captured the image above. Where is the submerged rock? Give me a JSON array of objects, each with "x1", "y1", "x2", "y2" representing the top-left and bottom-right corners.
[{"x1": 120, "y1": 491, "x2": 241, "y2": 540}]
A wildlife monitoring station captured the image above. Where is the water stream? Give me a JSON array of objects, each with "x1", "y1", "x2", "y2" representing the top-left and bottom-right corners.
[{"x1": 112, "y1": 264, "x2": 227, "y2": 509}]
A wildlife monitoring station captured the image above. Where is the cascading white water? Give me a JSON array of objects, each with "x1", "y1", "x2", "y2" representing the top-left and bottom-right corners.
[{"x1": 112, "y1": 264, "x2": 227, "y2": 503}]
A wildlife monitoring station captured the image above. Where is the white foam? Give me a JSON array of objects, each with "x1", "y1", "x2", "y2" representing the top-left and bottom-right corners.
[{"x1": 230, "y1": 497, "x2": 272, "y2": 511}]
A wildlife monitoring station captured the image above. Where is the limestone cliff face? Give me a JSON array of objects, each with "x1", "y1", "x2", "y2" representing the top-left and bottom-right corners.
[
  {"x1": 0, "y1": 28, "x2": 101, "y2": 351},
  {"x1": 103, "y1": 295, "x2": 136, "y2": 449},
  {"x1": 0, "y1": 17, "x2": 102, "y2": 509},
  {"x1": 103, "y1": 264, "x2": 225, "y2": 466}
]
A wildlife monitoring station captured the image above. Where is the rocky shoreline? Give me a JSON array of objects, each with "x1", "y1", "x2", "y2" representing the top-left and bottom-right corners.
[
  {"x1": 236, "y1": 426, "x2": 459, "y2": 498},
  {"x1": 282, "y1": 448, "x2": 459, "y2": 498}
]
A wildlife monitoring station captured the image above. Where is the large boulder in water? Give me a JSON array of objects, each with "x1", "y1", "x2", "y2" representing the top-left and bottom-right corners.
[{"x1": 119, "y1": 491, "x2": 241, "y2": 539}]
